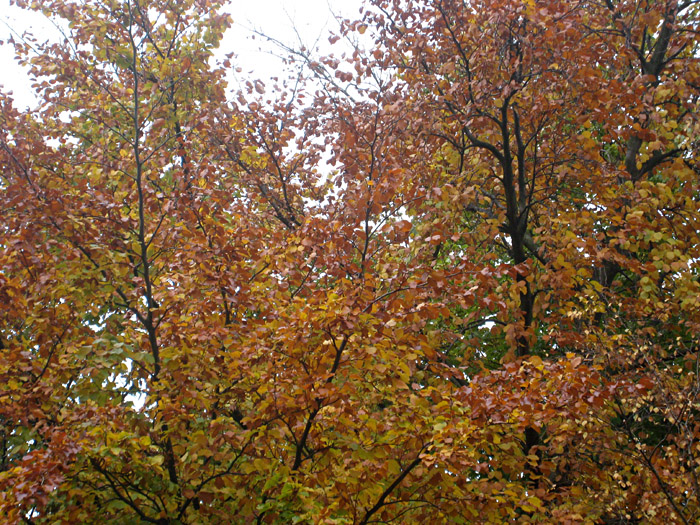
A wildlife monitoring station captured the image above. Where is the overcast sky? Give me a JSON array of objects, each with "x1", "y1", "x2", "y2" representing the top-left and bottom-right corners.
[{"x1": 0, "y1": 0, "x2": 364, "y2": 108}]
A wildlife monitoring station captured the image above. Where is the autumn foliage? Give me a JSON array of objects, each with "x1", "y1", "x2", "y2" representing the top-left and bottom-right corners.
[{"x1": 1, "y1": 0, "x2": 699, "y2": 522}]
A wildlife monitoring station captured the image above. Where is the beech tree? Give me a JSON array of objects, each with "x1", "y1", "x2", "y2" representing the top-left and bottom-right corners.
[{"x1": 1, "y1": 0, "x2": 699, "y2": 523}]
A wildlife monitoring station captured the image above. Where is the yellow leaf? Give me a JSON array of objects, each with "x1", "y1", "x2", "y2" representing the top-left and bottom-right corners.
[{"x1": 148, "y1": 455, "x2": 164, "y2": 466}]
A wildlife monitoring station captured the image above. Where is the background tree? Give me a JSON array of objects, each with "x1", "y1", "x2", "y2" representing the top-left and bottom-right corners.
[
  {"x1": 1, "y1": 0, "x2": 699, "y2": 523},
  {"x1": 355, "y1": 0, "x2": 700, "y2": 521}
]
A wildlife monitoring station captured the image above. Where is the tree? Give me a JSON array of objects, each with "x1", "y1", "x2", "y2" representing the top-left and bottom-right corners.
[{"x1": 1, "y1": 0, "x2": 699, "y2": 523}]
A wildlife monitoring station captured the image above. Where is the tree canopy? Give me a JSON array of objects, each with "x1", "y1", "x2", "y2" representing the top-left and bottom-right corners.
[{"x1": 1, "y1": 0, "x2": 699, "y2": 523}]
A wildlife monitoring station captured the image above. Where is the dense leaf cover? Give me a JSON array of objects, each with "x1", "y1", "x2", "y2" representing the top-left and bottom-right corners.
[{"x1": 1, "y1": 0, "x2": 699, "y2": 522}]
